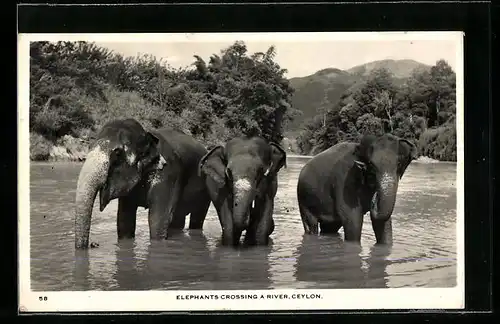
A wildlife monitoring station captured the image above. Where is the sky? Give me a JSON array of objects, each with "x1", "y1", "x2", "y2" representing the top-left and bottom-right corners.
[{"x1": 92, "y1": 33, "x2": 461, "y2": 78}]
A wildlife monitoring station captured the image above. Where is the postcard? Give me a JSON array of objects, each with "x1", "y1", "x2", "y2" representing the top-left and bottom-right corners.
[{"x1": 18, "y1": 31, "x2": 464, "y2": 312}]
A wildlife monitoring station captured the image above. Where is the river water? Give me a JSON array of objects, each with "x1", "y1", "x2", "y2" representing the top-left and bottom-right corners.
[{"x1": 28, "y1": 156, "x2": 458, "y2": 291}]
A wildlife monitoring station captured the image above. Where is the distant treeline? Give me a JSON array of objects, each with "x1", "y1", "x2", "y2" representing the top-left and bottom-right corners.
[
  {"x1": 29, "y1": 41, "x2": 299, "y2": 161},
  {"x1": 29, "y1": 41, "x2": 456, "y2": 162},
  {"x1": 295, "y1": 60, "x2": 457, "y2": 161}
]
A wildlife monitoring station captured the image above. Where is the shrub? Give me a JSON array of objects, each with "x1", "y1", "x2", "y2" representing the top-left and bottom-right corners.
[
  {"x1": 92, "y1": 87, "x2": 168, "y2": 131},
  {"x1": 31, "y1": 93, "x2": 94, "y2": 141},
  {"x1": 418, "y1": 118, "x2": 456, "y2": 162},
  {"x1": 30, "y1": 132, "x2": 53, "y2": 161},
  {"x1": 202, "y1": 116, "x2": 240, "y2": 149}
]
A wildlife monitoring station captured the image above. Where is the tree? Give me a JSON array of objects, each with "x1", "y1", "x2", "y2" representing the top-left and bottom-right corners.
[
  {"x1": 187, "y1": 41, "x2": 298, "y2": 143},
  {"x1": 295, "y1": 60, "x2": 457, "y2": 161},
  {"x1": 373, "y1": 90, "x2": 394, "y2": 132}
]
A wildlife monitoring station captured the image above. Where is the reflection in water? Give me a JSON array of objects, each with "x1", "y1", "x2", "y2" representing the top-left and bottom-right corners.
[
  {"x1": 29, "y1": 159, "x2": 458, "y2": 290},
  {"x1": 113, "y1": 239, "x2": 140, "y2": 290},
  {"x1": 210, "y1": 240, "x2": 273, "y2": 290},
  {"x1": 73, "y1": 250, "x2": 91, "y2": 291},
  {"x1": 294, "y1": 235, "x2": 393, "y2": 289},
  {"x1": 363, "y1": 244, "x2": 392, "y2": 288},
  {"x1": 293, "y1": 235, "x2": 355, "y2": 288},
  {"x1": 141, "y1": 231, "x2": 215, "y2": 290}
]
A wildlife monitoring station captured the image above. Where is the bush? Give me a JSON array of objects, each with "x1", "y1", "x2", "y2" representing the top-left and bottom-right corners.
[
  {"x1": 92, "y1": 87, "x2": 168, "y2": 131},
  {"x1": 29, "y1": 40, "x2": 298, "y2": 161},
  {"x1": 202, "y1": 116, "x2": 241, "y2": 149},
  {"x1": 31, "y1": 93, "x2": 94, "y2": 141},
  {"x1": 418, "y1": 119, "x2": 456, "y2": 162},
  {"x1": 30, "y1": 132, "x2": 53, "y2": 161}
]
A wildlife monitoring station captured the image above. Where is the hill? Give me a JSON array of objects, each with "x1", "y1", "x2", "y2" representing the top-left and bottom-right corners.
[
  {"x1": 347, "y1": 59, "x2": 430, "y2": 78},
  {"x1": 286, "y1": 59, "x2": 430, "y2": 130}
]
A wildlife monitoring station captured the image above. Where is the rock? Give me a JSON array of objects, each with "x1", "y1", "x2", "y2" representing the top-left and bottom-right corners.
[
  {"x1": 49, "y1": 135, "x2": 90, "y2": 161},
  {"x1": 414, "y1": 156, "x2": 440, "y2": 164}
]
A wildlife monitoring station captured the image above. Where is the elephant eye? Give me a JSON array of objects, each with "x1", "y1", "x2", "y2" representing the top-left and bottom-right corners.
[
  {"x1": 111, "y1": 147, "x2": 124, "y2": 164},
  {"x1": 113, "y1": 147, "x2": 122, "y2": 154}
]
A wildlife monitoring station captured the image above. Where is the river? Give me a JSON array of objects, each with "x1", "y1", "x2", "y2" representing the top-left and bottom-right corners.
[{"x1": 28, "y1": 156, "x2": 458, "y2": 291}]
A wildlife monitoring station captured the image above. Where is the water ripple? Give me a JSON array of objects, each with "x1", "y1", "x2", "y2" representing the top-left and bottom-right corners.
[{"x1": 28, "y1": 159, "x2": 458, "y2": 291}]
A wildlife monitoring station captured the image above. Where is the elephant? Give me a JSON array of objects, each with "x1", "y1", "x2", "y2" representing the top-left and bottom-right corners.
[
  {"x1": 198, "y1": 136, "x2": 287, "y2": 247},
  {"x1": 74, "y1": 118, "x2": 211, "y2": 249},
  {"x1": 297, "y1": 133, "x2": 418, "y2": 244}
]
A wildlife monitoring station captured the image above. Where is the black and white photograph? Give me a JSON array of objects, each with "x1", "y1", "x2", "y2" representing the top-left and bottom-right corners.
[{"x1": 18, "y1": 31, "x2": 464, "y2": 312}]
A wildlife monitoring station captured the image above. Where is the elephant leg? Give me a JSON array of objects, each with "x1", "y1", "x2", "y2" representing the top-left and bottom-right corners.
[
  {"x1": 231, "y1": 228, "x2": 244, "y2": 246},
  {"x1": 188, "y1": 195, "x2": 211, "y2": 230},
  {"x1": 299, "y1": 204, "x2": 319, "y2": 235},
  {"x1": 340, "y1": 207, "x2": 364, "y2": 242},
  {"x1": 247, "y1": 220, "x2": 274, "y2": 246},
  {"x1": 169, "y1": 208, "x2": 187, "y2": 230},
  {"x1": 147, "y1": 174, "x2": 182, "y2": 240},
  {"x1": 218, "y1": 208, "x2": 241, "y2": 246},
  {"x1": 320, "y1": 220, "x2": 342, "y2": 235},
  {"x1": 218, "y1": 204, "x2": 237, "y2": 246},
  {"x1": 221, "y1": 219, "x2": 241, "y2": 246},
  {"x1": 371, "y1": 217, "x2": 393, "y2": 245},
  {"x1": 245, "y1": 198, "x2": 275, "y2": 246},
  {"x1": 117, "y1": 197, "x2": 138, "y2": 239},
  {"x1": 208, "y1": 185, "x2": 236, "y2": 246},
  {"x1": 267, "y1": 217, "x2": 275, "y2": 237}
]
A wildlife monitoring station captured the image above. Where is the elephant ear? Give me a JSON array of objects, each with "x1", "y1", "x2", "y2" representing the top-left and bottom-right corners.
[
  {"x1": 397, "y1": 138, "x2": 418, "y2": 178},
  {"x1": 265, "y1": 142, "x2": 287, "y2": 177},
  {"x1": 198, "y1": 145, "x2": 227, "y2": 187},
  {"x1": 353, "y1": 134, "x2": 377, "y2": 170},
  {"x1": 138, "y1": 131, "x2": 168, "y2": 174}
]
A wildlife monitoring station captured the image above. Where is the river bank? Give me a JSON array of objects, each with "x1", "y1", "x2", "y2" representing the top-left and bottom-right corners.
[
  {"x1": 30, "y1": 133, "x2": 89, "y2": 162},
  {"x1": 29, "y1": 133, "x2": 453, "y2": 164},
  {"x1": 29, "y1": 149, "x2": 450, "y2": 165}
]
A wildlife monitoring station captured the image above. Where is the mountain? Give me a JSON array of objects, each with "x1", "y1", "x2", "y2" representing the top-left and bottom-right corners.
[
  {"x1": 286, "y1": 59, "x2": 430, "y2": 130},
  {"x1": 347, "y1": 59, "x2": 430, "y2": 78}
]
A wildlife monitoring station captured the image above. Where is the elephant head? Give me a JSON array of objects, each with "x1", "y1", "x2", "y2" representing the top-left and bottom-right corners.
[
  {"x1": 74, "y1": 118, "x2": 167, "y2": 249},
  {"x1": 353, "y1": 134, "x2": 418, "y2": 222},
  {"x1": 199, "y1": 137, "x2": 287, "y2": 233}
]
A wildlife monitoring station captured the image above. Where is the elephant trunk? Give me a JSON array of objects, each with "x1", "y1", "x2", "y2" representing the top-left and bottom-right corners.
[
  {"x1": 370, "y1": 172, "x2": 399, "y2": 222},
  {"x1": 232, "y1": 177, "x2": 254, "y2": 230},
  {"x1": 74, "y1": 145, "x2": 110, "y2": 249}
]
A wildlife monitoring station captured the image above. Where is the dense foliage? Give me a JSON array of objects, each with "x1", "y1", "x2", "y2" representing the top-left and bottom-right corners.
[
  {"x1": 29, "y1": 41, "x2": 298, "y2": 160},
  {"x1": 295, "y1": 60, "x2": 457, "y2": 161},
  {"x1": 29, "y1": 41, "x2": 456, "y2": 162},
  {"x1": 286, "y1": 59, "x2": 429, "y2": 130}
]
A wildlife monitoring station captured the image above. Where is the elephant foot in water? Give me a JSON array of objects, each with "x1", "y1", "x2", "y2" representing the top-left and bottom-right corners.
[
  {"x1": 319, "y1": 220, "x2": 343, "y2": 236},
  {"x1": 221, "y1": 227, "x2": 244, "y2": 247}
]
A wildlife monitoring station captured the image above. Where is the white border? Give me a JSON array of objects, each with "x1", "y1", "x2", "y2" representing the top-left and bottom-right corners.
[{"x1": 18, "y1": 32, "x2": 465, "y2": 313}]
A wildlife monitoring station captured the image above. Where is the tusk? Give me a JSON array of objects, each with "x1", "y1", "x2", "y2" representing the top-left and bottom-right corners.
[
  {"x1": 354, "y1": 160, "x2": 366, "y2": 170},
  {"x1": 157, "y1": 154, "x2": 167, "y2": 170},
  {"x1": 252, "y1": 199, "x2": 255, "y2": 209},
  {"x1": 264, "y1": 162, "x2": 272, "y2": 176}
]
